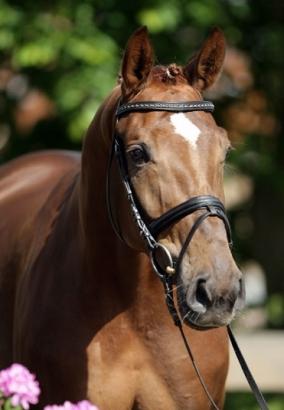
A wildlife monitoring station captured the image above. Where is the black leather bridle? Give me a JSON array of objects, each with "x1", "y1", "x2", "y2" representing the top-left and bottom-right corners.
[
  {"x1": 106, "y1": 99, "x2": 268, "y2": 410},
  {"x1": 109, "y1": 100, "x2": 232, "y2": 278}
]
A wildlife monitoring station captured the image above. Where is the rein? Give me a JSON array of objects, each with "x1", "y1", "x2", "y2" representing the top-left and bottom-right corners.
[{"x1": 107, "y1": 99, "x2": 268, "y2": 410}]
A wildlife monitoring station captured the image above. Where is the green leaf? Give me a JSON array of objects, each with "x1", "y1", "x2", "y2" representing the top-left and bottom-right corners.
[
  {"x1": 66, "y1": 36, "x2": 116, "y2": 65},
  {"x1": 0, "y1": 29, "x2": 15, "y2": 49},
  {"x1": 185, "y1": 0, "x2": 228, "y2": 26},
  {"x1": 0, "y1": 1, "x2": 22, "y2": 27},
  {"x1": 13, "y1": 41, "x2": 59, "y2": 67},
  {"x1": 138, "y1": 4, "x2": 180, "y2": 32}
]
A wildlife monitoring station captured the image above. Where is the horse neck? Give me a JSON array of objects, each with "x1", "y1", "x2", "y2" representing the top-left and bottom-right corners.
[
  {"x1": 80, "y1": 87, "x2": 150, "y2": 284},
  {"x1": 78, "y1": 87, "x2": 171, "y2": 329},
  {"x1": 80, "y1": 87, "x2": 119, "y2": 252}
]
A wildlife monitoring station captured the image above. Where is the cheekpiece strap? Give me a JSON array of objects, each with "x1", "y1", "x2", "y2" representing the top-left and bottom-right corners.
[{"x1": 116, "y1": 100, "x2": 214, "y2": 118}]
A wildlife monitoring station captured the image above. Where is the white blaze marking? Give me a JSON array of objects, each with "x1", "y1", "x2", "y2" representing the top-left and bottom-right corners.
[{"x1": 170, "y1": 113, "x2": 201, "y2": 148}]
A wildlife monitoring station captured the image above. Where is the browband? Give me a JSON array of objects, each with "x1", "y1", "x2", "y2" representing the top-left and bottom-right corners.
[{"x1": 116, "y1": 100, "x2": 215, "y2": 117}]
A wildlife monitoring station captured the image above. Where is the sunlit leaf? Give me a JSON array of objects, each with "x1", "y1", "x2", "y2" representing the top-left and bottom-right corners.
[{"x1": 138, "y1": 4, "x2": 180, "y2": 32}]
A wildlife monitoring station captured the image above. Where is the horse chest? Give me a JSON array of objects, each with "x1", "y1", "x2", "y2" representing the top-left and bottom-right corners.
[
  {"x1": 84, "y1": 322, "x2": 223, "y2": 410},
  {"x1": 86, "y1": 336, "x2": 178, "y2": 410}
]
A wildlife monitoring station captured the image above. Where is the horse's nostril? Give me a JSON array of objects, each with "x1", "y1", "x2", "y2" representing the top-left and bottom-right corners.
[
  {"x1": 188, "y1": 275, "x2": 245, "y2": 314},
  {"x1": 196, "y1": 279, "x2": 212, "y2": 308},
  {"x1": 217, "y1": 296, "x2": 226, "y2": 307}
]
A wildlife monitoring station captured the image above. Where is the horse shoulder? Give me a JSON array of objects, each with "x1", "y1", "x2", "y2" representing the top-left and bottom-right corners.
[
  {"x1": 0, "y1": 150, "x2": 81, "y2": 367},
  {"x1": 0, "y1": 150, "x2": 81, "y2": 259}
]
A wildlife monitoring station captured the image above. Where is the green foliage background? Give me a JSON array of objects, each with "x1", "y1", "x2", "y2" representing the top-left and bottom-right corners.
[
  {"x1": 0, "y1": 0, "x2": 283, "y2": 406},
  {"x1": 0, "y1": 0, "x2": 282, "y2": 151}
]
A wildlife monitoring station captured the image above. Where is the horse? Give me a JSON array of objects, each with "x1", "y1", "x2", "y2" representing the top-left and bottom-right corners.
[{"x1": 0, "y1": 27, "x2": 245, "y2": 409}]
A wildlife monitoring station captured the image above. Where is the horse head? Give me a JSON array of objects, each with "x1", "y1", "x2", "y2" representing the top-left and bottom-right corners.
[{"x1": 110, "y1": 27, "x2": 245, "y2": 329}]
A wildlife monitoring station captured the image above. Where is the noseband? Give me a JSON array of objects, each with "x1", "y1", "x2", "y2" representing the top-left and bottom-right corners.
[{"x1": 106, "y1": 99, "x2": 268, "y2": 410}]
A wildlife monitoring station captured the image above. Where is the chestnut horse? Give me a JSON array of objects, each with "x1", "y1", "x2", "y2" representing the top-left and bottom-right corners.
[{"x1": 0, "y1": 27, "x2": 245, "y2": 409}]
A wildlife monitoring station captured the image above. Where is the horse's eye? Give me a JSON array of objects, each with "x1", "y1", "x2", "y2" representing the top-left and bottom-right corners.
[{"x1": 128, "y1": 145, "x2": 150, "y2": 165}]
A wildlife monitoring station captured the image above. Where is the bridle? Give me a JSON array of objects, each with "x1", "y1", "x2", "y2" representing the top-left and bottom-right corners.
[
  {"x1": 106, "y1": 99, "x2": 268, "y2": 410},
  {"x1": 109, "y1": 100, "x2": 232, "y2": 278}
]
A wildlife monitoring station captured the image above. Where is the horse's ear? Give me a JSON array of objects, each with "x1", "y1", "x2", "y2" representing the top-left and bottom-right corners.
[
  {"x1": 121, "y1": 26, "x2": 154, "y2": 96},
  {"x1": 184, "y1": 28, "x2": 226, "y2": 91}
]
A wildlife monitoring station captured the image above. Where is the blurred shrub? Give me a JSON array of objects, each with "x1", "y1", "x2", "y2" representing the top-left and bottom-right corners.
[
  {"x1": 0, "y1": 1, "x2": 119, "y2": 147},
  {"x1": 266, "y1": 293, "x2": 284, "y2": 328},
  {"x1": 225, "y1": 392, "x2": 284, "y2": 410}
]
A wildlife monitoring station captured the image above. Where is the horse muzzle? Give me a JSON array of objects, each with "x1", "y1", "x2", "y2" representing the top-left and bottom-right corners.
[{"x1": 177, "y1": 272, "x2": 246, "y2": 329}]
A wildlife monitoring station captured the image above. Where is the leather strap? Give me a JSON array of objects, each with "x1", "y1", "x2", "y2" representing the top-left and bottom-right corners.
[
  {"x1": 227, "y1": 326, "x2": 269, "y2": 410},
  {"x1": 106, "y1": 134, "x2": 125, "y2": 243},
  {"x1": 175, "y1": 211, "x2": 214, "y2": 278},
  {"x1": 161, "y1": 276, "x2": 220, "y2": 410},
  {"x1": 116, "y1": 100, "x2": 214, "y2": 117},
  {"x1": 149, "y1": 195, "x2": 232, "y2": 246}
]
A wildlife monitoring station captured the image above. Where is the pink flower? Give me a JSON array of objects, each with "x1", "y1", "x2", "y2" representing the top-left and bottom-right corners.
[
  {"x1": 0, "y1": 363, "x2": 40, "y2": 409},
  {"x1": 44, "y1": 400, "x2": 99, "y2": 410},
  {"x1": 76, "y1": 401, "x2": 99, "y2": 410}
]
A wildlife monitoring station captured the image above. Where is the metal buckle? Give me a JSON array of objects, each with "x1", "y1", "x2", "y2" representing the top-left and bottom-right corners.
[{"x1": 150, "y1": 243, "x2": 175, "y2": 278}]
